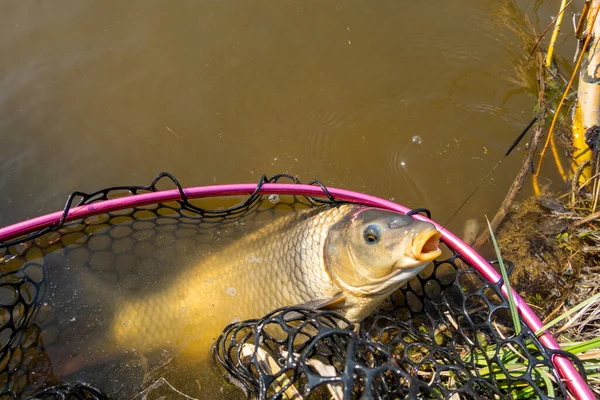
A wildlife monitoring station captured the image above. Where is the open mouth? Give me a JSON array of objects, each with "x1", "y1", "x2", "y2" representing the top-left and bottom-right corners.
[{"x1": 413, "y1": 230, "x2": 442, "y2": 261}]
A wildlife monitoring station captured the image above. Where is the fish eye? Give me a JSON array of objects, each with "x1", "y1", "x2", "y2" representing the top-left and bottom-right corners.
[{"x1": 363, "y1": 224, "x2": 381, "y2": 245}]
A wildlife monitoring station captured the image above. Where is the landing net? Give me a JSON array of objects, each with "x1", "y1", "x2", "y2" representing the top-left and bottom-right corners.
[{"x1": 0, "y1": 173, "x2": 592, "y2": 399}]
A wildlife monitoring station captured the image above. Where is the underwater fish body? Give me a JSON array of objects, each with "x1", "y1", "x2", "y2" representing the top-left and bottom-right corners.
[{"x1": 108, "y1": 203, "x2": 441, "y2": 361}]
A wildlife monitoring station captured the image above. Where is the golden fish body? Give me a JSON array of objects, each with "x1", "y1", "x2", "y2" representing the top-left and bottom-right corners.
[
  {"x1": 112, "y1": 205, "x2": 344, "y2": 356},
  {"x1": 110, "y1": 203, "x2": 442, "y2": 359}
]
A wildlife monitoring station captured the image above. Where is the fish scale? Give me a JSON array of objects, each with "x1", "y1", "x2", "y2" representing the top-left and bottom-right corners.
[{"x1": 110, "y1": 204, "x2": 350, "y2": 358}]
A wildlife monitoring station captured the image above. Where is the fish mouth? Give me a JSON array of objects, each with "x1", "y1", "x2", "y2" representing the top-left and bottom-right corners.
[{"x1": 413, "y1": 229, "x2": 442, "y2": 261}]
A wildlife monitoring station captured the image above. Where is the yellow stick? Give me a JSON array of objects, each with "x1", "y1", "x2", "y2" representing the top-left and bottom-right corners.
[
  {"x1": 550, "y1": 128, "x2": 567, "y2": 182},
  {"x1": 547, "y1": 0, "x2": 570, "y2": 184},
  {"x1": 533, "y1": 3, "x2": 600, "y2": 196},
  {"x1": 545, "y1": 0, "x2": 569, "y2": 68},
  {"x1": 576, "y1": 0, "x2": 592, "y2": 39},
  {"x1": 528, "y1": 0, "x2": 574, "y2": 63},
  {"x1": 571, "y1": 0, "x2": 600, "y2": 185}
]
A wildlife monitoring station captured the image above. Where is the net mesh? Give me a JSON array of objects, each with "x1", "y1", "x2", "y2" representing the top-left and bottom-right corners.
[
  {"x1": 0, "y1": 173, "x2": 588, "y2": 399},
  {"x1": 214, "y1": 250, "x2": 586, "y2": 399}
]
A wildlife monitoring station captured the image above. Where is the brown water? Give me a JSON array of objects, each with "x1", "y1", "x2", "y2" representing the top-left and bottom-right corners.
[
  {"x1": 0, "y1": 0, "x2": 578, "y2": 232},
  {"x1": 0, "y1": 0, "x2": 582, "y2": 398}
]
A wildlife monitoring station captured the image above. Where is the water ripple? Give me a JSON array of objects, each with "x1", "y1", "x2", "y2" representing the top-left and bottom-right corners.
[{"x1": 300, "y1": 104, "x2": 369, "y2": 161}]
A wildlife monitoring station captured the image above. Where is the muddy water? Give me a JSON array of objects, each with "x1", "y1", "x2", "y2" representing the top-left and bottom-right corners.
[
  {"x1": 0, "y1": 0, "x2": 578, "y2": 231},
  {"x1": 0, "y1": 0, "x2": 581, "y2": 397}
]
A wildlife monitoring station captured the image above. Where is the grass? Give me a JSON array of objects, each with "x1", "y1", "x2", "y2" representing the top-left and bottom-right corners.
[
  {"x1": 477, "y1": 218, "x2": 600, "y2": 398},
  {"x1": 486, "y1": 215, "x2": 521, "y2": 336}
]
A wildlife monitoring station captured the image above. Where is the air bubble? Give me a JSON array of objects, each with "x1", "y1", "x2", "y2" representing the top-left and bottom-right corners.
[{"x1": 268, "y1": 194, "x2": 280, "y2": 204}]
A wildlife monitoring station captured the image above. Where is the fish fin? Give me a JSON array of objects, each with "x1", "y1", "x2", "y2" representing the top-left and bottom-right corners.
[
  {"x1": 282, "y1": 293, "x2": 348, "y2": 322},
  {"x1": 299, "y1": 292, "x2": 347, "y2": 311}
]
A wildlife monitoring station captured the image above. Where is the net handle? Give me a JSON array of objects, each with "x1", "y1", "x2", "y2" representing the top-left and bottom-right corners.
[{"x1": 0, "y1": 183, "x2": 593, "y2": 399}]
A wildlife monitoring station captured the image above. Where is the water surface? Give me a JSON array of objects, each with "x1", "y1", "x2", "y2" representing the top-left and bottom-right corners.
[{"x1": 1, "y1": 0, "x2": 577, "y2": 231}]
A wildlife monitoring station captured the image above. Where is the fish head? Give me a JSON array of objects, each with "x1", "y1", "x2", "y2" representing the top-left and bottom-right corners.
[{"x1": 325, "y1": 207, "x2": 442, "y2": 299}]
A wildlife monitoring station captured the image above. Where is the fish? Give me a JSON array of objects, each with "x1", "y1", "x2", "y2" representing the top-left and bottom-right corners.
[
  {"x1": 110, "y1": 203, "x2": 441, "y2": 358},
  {"x1": 53, "y1": 203, "x2": 442, "y2": 375}
]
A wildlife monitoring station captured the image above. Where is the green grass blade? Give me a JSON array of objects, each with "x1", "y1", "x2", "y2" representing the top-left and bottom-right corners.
[
  {"x1": 562, "y1": 336, "x2": 600, "y2": 354},
  {"x1": 534, "y1": 292, "x2": 600, "y2": 336},
  {"x1": 485, "y1": 216, "x2": 521, "y2": 335}
]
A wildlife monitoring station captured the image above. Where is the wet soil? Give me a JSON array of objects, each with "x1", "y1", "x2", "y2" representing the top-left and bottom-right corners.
[{"x1": 496, "y1": 194, "x2": 600, "y2": 326}]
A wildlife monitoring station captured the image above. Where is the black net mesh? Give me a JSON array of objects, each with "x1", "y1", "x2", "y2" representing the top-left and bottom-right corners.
[
  {"x1": 214, "y1": 252, "x2": 587, "y2": 399},
  {"x1": 0, "y1": 173, "x2": 588, "y2": 399}
]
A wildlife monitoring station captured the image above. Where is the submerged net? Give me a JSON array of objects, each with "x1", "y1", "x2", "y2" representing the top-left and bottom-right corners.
[{"x1": 0, "y1": 173, "x2": 589, "y2": 399}]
